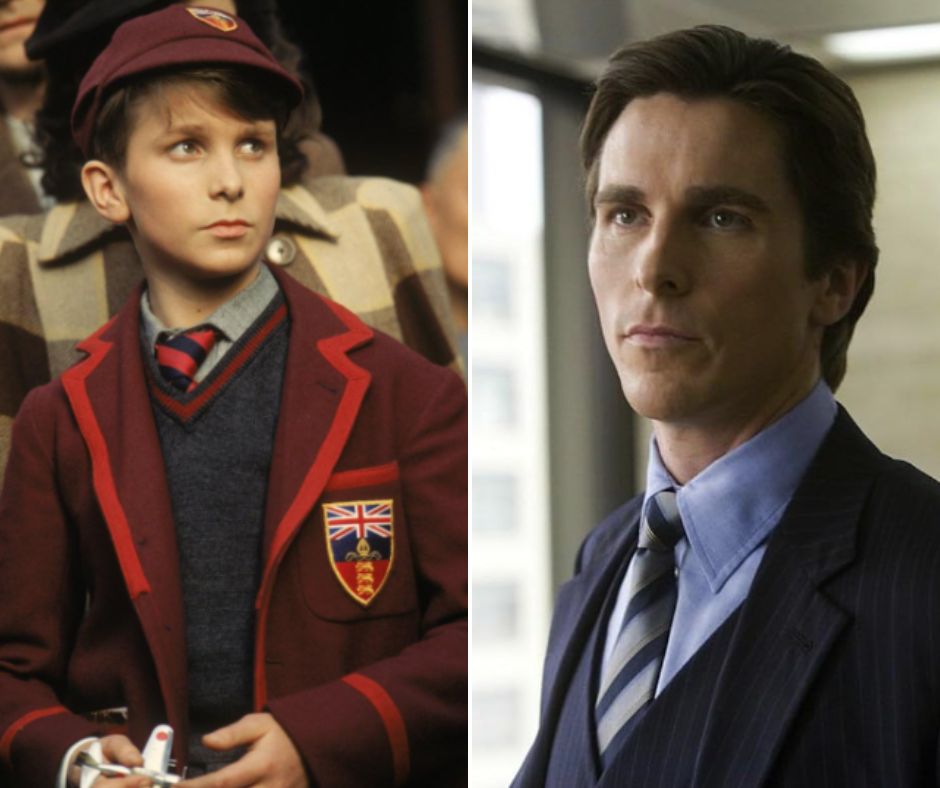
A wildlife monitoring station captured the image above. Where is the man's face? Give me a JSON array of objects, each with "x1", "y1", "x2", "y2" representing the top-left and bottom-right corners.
[
  {"x1": 589, "y1": 93, "x2": 833, "y2": 435},
  {"x1": 116, "y1": 82, "x2": 281, "y2": 294},
  {"x1": 0, "y1": 0, "x2": 43, "y2": 74}
]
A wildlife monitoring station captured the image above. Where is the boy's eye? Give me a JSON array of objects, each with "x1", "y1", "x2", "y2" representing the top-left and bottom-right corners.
[
  {"x1": 170, "y1": 140, "x2": 200, "y2": 156},
  {"x1": 239, "y1": 138, "x2": 269, "y2": 156}
]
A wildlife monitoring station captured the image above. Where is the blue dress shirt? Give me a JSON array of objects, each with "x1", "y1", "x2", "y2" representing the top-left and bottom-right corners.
[{"x1": 601, "y1": 380, "x2": 837, "y2": 694}]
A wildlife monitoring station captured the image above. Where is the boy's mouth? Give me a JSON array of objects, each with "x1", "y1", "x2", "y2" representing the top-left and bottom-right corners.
[{"x1": 206, "y1": 219, "x2": 251, "y2": 239}]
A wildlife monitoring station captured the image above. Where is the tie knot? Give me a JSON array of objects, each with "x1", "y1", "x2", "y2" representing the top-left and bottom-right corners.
[
  {"x1": 155, "y1": 325, "x2": 218, "y2": 392},
  {"x1": 640, "y1": 489, "x2": 684, "y2": 551}
]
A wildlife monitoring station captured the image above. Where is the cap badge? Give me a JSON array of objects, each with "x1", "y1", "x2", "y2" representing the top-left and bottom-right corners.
[
  {"x1": 324, "y1": 500, "x2": 394, "y2": 606},
  {"x1": 186, "y1": 7, "x2": 238, "y2": 32}
]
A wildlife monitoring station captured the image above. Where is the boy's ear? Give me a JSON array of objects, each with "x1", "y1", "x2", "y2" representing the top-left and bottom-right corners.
[{"x1": 81, "y1": 160, "x2": 130, "y2": 224}]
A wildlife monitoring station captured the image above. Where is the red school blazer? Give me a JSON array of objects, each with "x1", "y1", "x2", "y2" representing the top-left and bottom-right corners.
[{"x1": 0, "y1": 265, "x2": 467, "y2": 788}]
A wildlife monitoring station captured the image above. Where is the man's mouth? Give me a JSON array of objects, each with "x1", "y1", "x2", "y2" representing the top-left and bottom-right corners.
[{"x1": 624, "y1": 324, "x2": 699, "y2": 347}]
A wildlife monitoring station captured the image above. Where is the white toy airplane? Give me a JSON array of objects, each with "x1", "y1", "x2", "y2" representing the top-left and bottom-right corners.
[{"x1": 77, "y1": 724, "x2": 182, "y2": 786}]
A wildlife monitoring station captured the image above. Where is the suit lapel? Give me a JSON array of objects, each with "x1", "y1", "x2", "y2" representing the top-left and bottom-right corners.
[
  {"x1": 61, "y1": 288, "x2": 189, "y2": 741},
  {"x1": 693, "y1": 409, "x2": 882, "y2": 786},
  {"x1": 252, "y1": 265, "x2": 373, "y2": 708}
]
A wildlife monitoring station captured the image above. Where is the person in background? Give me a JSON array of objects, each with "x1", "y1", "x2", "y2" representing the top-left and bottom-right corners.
[
  {"x1": 0, "y1": 0, "x2": 460, "y2": 477},
  {"x1": 0, "y1": 0, "x2": 48, "y2": 214},
  {"x1": 422, "y1": 120, "x2": 468, "y2": 363}
]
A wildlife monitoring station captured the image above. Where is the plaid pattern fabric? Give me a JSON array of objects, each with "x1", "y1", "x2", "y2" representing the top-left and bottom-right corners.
[
  {"x1": 0, "y1": 122, "x2": 42, "y2": 219},
  {"x1": 0, "y1": 176, "x2": 461, "y2": 477}
]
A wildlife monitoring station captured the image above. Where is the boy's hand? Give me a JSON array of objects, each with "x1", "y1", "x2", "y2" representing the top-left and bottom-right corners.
[
  {"x1": 179, "y1": 713, "x2": 307, "y2": 787},
  {"x1": 68, "y1": 735, "x2": 150, "y2": 788}
]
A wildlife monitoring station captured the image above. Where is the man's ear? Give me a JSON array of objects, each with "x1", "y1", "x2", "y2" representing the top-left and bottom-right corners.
[
  {"x1": 811, "y1": 259, "x2": 869, "y2": 327},
  {"x1": 80, "y1": 159, "x2": 130, "y2": 223}
]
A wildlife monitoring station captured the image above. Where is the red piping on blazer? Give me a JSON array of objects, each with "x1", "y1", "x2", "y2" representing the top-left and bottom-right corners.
[
  {"x1": 324, "y1": 461, "x2": 400, "y2": 492},
  {"x1": 62, "y1": 319, "x2": 152, "y2": 600},
  {"x1": 0, "y1": 706, "x2": 67, "y2": 763},
  {"x1": 252, "y1": 298, "x2": 373, "y2": 710},
  {"x1": 343, "y1": 673, "x2": 410, "y2": 784}
]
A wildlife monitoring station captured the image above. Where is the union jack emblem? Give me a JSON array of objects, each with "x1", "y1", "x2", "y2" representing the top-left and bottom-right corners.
[
  {"x1": 325, "y1": 502, "x2": 392, "y2": 541},
  {"x1": 323, "y1": 499, "x2": 394, "y2": 606}
]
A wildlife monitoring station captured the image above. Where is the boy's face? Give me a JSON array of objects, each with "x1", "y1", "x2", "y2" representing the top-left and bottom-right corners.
[{"x1": 112, "y1": 81, "x2": 281, "y2": 292}]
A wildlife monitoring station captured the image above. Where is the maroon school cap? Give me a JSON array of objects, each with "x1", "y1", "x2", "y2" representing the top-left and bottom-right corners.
[{"x1": 71, "y1": 5, "x2": 304, "y2": 157}]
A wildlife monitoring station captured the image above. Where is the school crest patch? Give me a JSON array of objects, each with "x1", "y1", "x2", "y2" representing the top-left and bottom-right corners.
[
  {"x1": 324, "y1": 500, "x2": 394, "y2": 606},
  {"x1": 187, "y1": 7, "x2": 239, "y2": 32}
]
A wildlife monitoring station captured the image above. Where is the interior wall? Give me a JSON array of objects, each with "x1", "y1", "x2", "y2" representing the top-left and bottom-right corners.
[{"x1": 837, "y1": 64, "x2": 940, "y2": 478}]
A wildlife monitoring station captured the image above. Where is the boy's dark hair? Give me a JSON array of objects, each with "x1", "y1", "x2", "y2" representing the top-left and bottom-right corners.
[
  {"x1": 91, "y1": 65, "x2": 294, "y2": 171},
  {"x1": 581, "y1": 25, "x2": 878, "y2": 392},
  {"x1": 34, "y1": 0, "x2": 316, "y2": 200}
]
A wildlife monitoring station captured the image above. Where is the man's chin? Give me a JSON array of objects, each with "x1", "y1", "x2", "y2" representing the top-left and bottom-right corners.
[{"x1": 621, "y1": 378, "x2": 704, "y2": 425}]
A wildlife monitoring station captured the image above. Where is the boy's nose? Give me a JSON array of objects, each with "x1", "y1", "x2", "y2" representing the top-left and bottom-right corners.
[{"x1": 210, "y1": 156, "x2": 245, "y2": 201}]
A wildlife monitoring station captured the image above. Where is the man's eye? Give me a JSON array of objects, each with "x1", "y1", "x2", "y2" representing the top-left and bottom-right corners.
[
  {"x1": 706, "y1": 209, "x2": 749, "y2": 229},
  {"x1": 612, "y1": 207, "x2": 640, "y2": 226}
]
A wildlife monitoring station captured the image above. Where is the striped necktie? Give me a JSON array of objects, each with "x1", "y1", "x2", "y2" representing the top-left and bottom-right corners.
[
  {"x1": 154, "y1": 326, "x2": 218, "y2": 393},
  {"x1": 595, "y1": 489, "x2": 685, "y2": 766}
]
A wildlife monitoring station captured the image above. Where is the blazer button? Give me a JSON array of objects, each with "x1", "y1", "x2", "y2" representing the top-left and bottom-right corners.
[{"x1": 265, "y1": 235, "x2": 297, "y2": 266}]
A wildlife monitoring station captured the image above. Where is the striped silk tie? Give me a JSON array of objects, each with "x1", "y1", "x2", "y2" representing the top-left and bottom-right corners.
[
  {"x1": 154, "y1": 326, "x2": 217, "y2": 393},
  {"x1": 595, "y1": 489, "x2": 685, "y2": 766}
]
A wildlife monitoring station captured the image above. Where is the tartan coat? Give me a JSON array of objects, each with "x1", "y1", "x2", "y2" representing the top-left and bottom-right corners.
[
  {"x1": 0, "y1": 175, "x2": 460, "y2": 476},
  {"x1": 0, "y1": 264, "x2": 467, "y2": 787},
  {"x1": 0, "y1": 119, "x2": 42, "y2": 219}
]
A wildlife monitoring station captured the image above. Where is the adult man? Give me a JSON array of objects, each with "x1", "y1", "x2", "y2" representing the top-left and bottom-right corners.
[
  {"x1": 0, "y1": 0, "x2": 47, "y2": 215},
  {"x1": 514, "y1": 25, "x2": 940, "y2": 787}
]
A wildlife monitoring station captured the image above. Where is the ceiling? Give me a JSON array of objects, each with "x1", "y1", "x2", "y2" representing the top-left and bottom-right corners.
[{"x1": 472, "y1": 0, "x2": 940, "y2": 73}]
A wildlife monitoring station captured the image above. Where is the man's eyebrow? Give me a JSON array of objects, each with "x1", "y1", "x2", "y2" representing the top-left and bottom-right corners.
[
  {"x1": 594, "y1": 185, "x2": 645, "y2": 205},
  {"x1": 686, "y1": 185, "x2": 769, "y2": 213}
]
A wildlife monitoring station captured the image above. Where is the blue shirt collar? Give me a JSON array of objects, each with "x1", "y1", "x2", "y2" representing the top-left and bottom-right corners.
[{"x1": 643, "y1": 379, "x2": 837, "y2": 592}]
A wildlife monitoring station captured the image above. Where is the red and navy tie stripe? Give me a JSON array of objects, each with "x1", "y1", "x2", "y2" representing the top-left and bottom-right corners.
[{"x1": 155, "y1": 327, "x2": 217, "y2": 393}]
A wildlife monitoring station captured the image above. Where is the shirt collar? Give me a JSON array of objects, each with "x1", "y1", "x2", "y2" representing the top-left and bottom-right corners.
[
  {"x1": 643, "y1": 379, "x2": 837, "y2": 592},
  {"x1": 141, "y1": 262, "x2": 278, "y2": 349},
  {"x1": 37, "y1": 184, "x2": 339, "y2": 266}
]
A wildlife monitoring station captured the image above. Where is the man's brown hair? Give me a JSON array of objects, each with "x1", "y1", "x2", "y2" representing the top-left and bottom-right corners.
[{"x1": 581, "y1": 25, "x2": 878, "y2": 391}]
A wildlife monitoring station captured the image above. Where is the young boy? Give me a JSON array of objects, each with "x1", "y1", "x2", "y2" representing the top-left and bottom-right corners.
[{"x1": 0, "y1": 6, "x2": 467, "y2": 788}]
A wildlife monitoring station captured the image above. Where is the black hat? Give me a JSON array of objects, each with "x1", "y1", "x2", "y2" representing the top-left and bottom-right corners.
[{"x1": 26, "y1": 0, "x2": 169, "y2": 60}]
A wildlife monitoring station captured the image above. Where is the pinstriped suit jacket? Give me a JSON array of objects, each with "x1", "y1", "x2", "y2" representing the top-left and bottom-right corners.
[{"x1": 514, "y1": 408, "x2": 940, "y2": 787}]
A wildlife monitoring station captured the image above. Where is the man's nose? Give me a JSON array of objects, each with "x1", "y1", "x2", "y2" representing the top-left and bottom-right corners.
[
  {"x1": 209, "y1": 153, "x2": 245, "y2": 201},
  {"x1": 634, "y1": 220, "x2": 692, "y2": 297}
]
